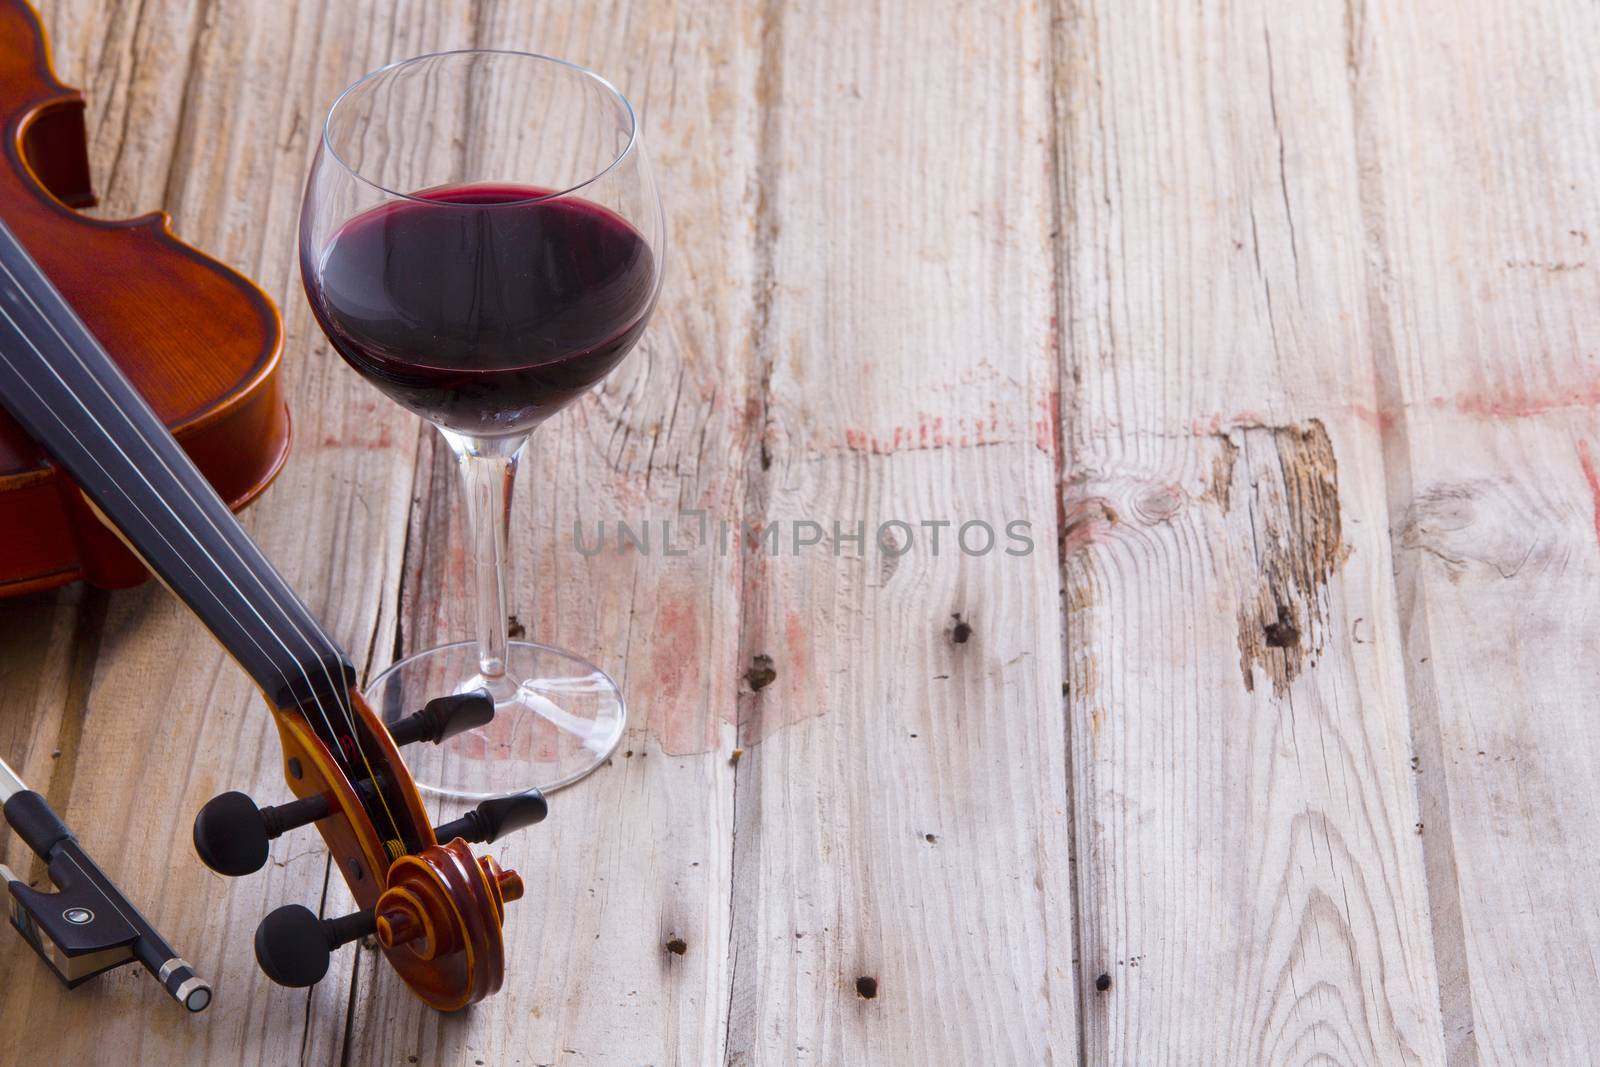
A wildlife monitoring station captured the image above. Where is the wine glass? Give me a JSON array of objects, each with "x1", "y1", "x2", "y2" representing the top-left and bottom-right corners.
[{"x1": 298, "y1": 50, "x2": 663, "y2": 799}]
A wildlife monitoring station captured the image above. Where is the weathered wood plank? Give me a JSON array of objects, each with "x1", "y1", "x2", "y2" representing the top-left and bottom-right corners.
[
  {"x1": 340, "y1": 2, "x2": 755, "y2": 1064},
  {"x1": 1053, "y1": 1, "x2": 1445, "y2": 1062},
  {"x1": 722, "y1": 2, "x2": 1075, "y2": 1063},
  {"x1": 0, "y1": 587, "x2": 97, "y2": 875},
  {"x1": 12, "y1": 0, "x2": 1598, "y2": 1062},
  {"x1": 1354, "y1": 0, "x2": 1600, "y2": 1061},
  {"x1": 0, "y1": 3, "x2": 469, "y2": 1063}
]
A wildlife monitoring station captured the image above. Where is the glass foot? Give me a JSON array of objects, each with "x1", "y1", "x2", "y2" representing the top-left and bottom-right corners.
[{"x1": 368, "y1": 640, "x2": 625, "y2": 800}]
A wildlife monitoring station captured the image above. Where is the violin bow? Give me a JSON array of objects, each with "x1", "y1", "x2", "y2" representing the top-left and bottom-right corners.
[{"x1": 1, "y1": 753, "x2": 212, "y2": 1011}]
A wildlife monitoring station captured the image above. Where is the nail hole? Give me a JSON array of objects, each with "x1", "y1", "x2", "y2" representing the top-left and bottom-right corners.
[
  {"x1": 1095, "y1": 973, "x2": 1112, "y2": 992},
  {"x1": 855, "y1": 976, "x2": 878, "y2": 999},
  {"x1": 745, "y1": 654, "x2": 777, "y2": 691},
  {"x1": 1263, "y1": 605, "x2": 1299, "y2": 648},
  {"x1": 950, "y1": 613, "x2": 973, "y2": 644},
  {"x1": 666, "y1": 937, "x2": 687, "y2": 956}
]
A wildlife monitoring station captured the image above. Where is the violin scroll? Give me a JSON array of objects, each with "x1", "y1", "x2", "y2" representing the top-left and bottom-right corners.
[{"x1": 197, "y1": 688, "x2": 545, "y2": 1009}]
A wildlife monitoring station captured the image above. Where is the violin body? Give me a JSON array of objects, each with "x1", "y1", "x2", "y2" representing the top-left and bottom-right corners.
[{"x1": 0, "y1": 0, "x2": 287, "y2": 594}]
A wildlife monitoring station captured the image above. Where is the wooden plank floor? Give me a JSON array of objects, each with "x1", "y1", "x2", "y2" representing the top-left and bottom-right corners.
[{"x1": 0, "y1": 1, "x2": 1595, "y2": 1064}]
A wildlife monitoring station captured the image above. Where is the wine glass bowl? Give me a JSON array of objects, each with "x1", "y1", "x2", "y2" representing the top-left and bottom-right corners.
[{"x1": 300, "y1": 50, "x2": 662, "y2": 797}]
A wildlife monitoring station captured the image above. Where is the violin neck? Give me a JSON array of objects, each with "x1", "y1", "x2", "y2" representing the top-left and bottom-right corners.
[{"x1": 0, "y1": 218, "x2": 352, "y2": 710}]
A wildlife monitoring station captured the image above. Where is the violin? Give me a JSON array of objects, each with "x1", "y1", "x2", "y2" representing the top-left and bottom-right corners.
[
  {"x1": 0, "y1": 0, "x2": 543, "y2": 1010},
  {"x1": 0, "y1": 0, "x2": 287, "y2": 595}
]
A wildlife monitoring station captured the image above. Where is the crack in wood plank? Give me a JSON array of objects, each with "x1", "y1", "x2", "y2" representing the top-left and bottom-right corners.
[
  {"x1": 1340, "y1": 0, "x2": 1482, "y2": 1057},
  {"x1": 1043, "y1": 1, "x2": 1088, "y2": 1061},
  {"x1": 724, "y1": 0, "x2": 786, "y2": 1058}
]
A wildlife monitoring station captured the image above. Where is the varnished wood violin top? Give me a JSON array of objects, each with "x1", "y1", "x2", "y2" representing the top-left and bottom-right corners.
[{"x1": 0, "y1": 0, "x2": 287, "y2": 594}]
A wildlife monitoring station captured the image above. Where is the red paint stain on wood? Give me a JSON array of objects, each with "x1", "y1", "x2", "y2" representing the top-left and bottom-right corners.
[
  {"x1": 846, "y1": 413, "x2": 953, "y2": 455},
  {"x1": 836, "y1": 402, "x2": 1053, "y2": 456},
  {"x1": 1203, "y1": 378, "x2": 1600, "y2": 439},
  {"x1": 1577, "y1": 440, "x2": 1600, "y2": 549},
  {"x1": 1454, "y1": 380, "x2": 1600, "y2": 420},
  {"x1": 1061, "y1": 497, "x2": 1119, "y2": 555},
  {"x1": 1035, "y1": 387, "x2": 1060, "y2": 455},
  {"x1": 741, "y1": 391, "x2": 764, "y2": 431},
  {"x1": 650, "y1": 593, "x2": 709, "y2": 755},
  {"x1": 782, "y1": 609, "x2": 809, "y2": 700},
  {"x1": 1191, "y1": 410, "x2": 1267, "y2": 436},
  {"x1": 320, "y1": 424, "x2": 395, "y2": 450},
  {"x1": 1348, "y1": 403, "x2": 1396, "y2": 432}
]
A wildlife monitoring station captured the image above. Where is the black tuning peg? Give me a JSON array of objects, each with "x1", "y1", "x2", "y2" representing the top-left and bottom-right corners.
[
  {"x1": 433, "y1": 789, "x2": 548, "y2": 845},
  {"x1": 386, "y1": 689, "x2": 496, "y2": 747},
  {"x1": 254, "y1": 905, "x2": 375, "y2": 988},
  {"x1": 193, "y1": 791, "x2": 330, "y2": 877}
]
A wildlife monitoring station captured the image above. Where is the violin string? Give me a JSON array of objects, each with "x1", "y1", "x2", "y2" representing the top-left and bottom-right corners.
[
  {"x1": 0, "y1": 238, "x2": 407, "y2": 849},
  {"x1": 1, "y1": 243, "x2": 412, "y2": 856},
  {"x1": 13, "y1": 251, "x2": 410, "y2": 850},
  {"x1": 0, "y1": 305, "x2": 330, "y2": 758},
  {"x1": 0, "y1": 275, "x2": 406, "y2": 852}
]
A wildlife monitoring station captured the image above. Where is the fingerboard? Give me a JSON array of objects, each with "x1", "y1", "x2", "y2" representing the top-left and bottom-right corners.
[{"x1": 0, "y1": 218, "x2": 354, "y2": 718}]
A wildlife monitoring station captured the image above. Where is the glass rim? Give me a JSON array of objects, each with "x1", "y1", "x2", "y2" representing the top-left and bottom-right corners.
[{"x1": 320, "y1": 48, "x2": 639, "y2": 208}]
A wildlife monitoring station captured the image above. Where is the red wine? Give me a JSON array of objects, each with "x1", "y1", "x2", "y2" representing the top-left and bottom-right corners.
[{"x1": 303, "y1": 183, "x2": 657, "y2": 437}]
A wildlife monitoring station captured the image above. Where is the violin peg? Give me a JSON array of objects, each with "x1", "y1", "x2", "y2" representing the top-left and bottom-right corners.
[
  {"x1": 480, "y1": 855, "x2": 524, "y2": 903},
  {"x1": 254, "y1": 905, "x2": 376, "y2": 988},
  {"x1": 386, "y1": 689, "x2": 495, "y2": 747},
  {"x1": 193, "y1": 792, "x2": 268, "y2": 877},
  {"x1": 432, "y1": 789, "x2": 547, "y2": 846},
  {"x1": 193, "y1": 791, "x2": 330, "y2": 877}
]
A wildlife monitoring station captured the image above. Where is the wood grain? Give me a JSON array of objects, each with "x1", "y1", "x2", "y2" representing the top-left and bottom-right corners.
[
  {"x1": 2, "y1": 0, "x2": 1598, "y2": 1062},
  {"x1": 1054, "y1": 1, "x2": 1444, "y2": 1062},
  {"x1": 1355, "y1": 0, "x2": 1600, "y2": 1061},
  {"x1": 722, "y1": 1, "x2": 1076, "y2": 1063}
]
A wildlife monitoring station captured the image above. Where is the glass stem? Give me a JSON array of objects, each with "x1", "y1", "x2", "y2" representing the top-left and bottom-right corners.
[{"x1": 440, "y1": 430, "x2": 526, "y2": 694}]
